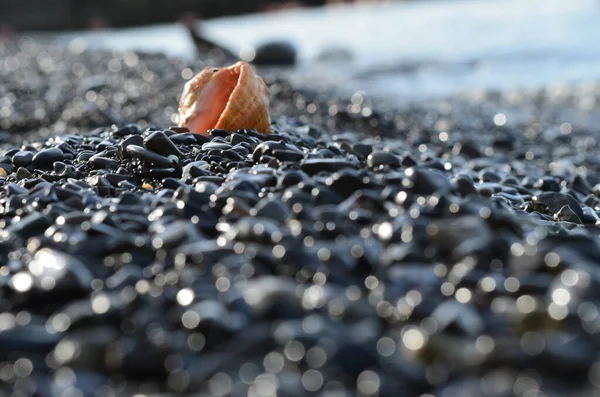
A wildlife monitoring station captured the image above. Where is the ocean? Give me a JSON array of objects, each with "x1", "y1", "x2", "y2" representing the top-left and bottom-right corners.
[{"x1": 47, "y1": 0, "x2": 600, "y2": 104}]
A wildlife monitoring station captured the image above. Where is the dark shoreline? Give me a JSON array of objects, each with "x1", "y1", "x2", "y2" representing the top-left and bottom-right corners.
[{"x1": 3, "y1": 39, "x2": 600, "y2": 396}]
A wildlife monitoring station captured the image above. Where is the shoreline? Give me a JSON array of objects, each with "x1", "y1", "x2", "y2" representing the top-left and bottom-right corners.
[{"x1": 2, "y1": 39, "x2": 600, "y2": 396}]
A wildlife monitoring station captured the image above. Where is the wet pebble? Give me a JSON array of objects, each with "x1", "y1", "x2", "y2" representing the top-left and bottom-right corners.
[
  {"x1": 12, "y1": 150, "x2": 34, "y2": 167},
  {"x1": 143, "y1": 130, "x2": 184, "y2": 157},
  {"x1": 125, "y1": 144, "x2": 175, "y2": 168},
  {"x1": 367, "y1": 150, "x2": 401, "y2": 168},
  {"x1": 32, "y1": 147, "x2": 63, "y2": 168}
]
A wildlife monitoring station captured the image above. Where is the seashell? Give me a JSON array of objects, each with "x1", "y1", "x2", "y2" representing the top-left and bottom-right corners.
[{"x1": 178, "y1": 61, "x2": 271, "y2": 134}]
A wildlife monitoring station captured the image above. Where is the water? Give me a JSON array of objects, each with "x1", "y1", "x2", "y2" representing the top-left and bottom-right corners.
[{"x1": 49, "y1": 0, "x2": 600, "y2": 103}]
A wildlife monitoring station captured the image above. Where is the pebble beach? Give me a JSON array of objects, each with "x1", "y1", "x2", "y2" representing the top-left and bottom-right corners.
[{"x1": 4, "y1": 4, "x2": 600, "y2": 396}]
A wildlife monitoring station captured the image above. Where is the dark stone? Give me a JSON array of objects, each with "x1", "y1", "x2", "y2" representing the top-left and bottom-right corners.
[
  {"x1": 367, "y1": 151, "x2": 401, "y2": 168},
  {"x1": 533, "y1": 192, "x2": 584, "y2": 219},
  {"x1": 118, "y1": 135, "x2": 144, "y2": 159},
  {"x1": 125, "y1": 145, "x2": 174, "y2": 168},
  {"x1": 5, "y1": 212, "x2": 52, "y2": 239},
  {"x1": 555, "y1": 205, "x2": 583, "y2": 224},
  {"x1": 12, "y1": 150, "x2": 34, "y2": 167},
  {"x1": 301, "y1": 158, "x2": 356, "y2": 175},
  {"x1": 143, "y1": 130, "x2": 184, "y2": 157},
  {"x1": 252, "y1": 41, "x2": 297, "y2": 65},
  {"x1": 410, "y1": 168, "x2": 452, "y2": 195},
  {"x1": 452, "y1": 175, "x2": 477, "y2": 196},
  {"x1": 88, "y1": 154, "x2": 119, "y2": 170},
  {"x1": 533, "y1": 176, "x2": 561, "y2": 192},
  {"x1": 32, "y1": 148, "x2": 63, "y2": 168},
  {"x1": 113, "y1": 123, "x2": 142, "y2": 137},
  {"x1": 252, "y1": 197, "x2": 291, "y2": 224}
]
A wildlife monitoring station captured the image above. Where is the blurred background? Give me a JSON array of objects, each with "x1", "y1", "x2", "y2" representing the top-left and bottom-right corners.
[
  {"x1": 2, "y1": 0, "x2": 600, "y2": 102},
  {"x1": 1, "y1": 0, "x2": 379, "y2": 31}
]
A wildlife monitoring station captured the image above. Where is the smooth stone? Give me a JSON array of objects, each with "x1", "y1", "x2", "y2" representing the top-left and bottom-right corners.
[
  {"x1": 118, "y1": 135, "x2": 144, "y2": 159},
  {"x1": 152, "y1": 220, "x2": 204, "y2": 248},
  {"x1": 252, "y1": 197, "x2": 292, "y2": 224},
  {"x1": 253, "y1": 141, "x2": 301, "y2": 163},
  {"x1": 572, "y1": 174, "x2": 593, "y2": 195},
  {"x1": 113, "y1": 123, "x2": 142, "y2": 137},
  {"x1": 533, "y1": 192, "x2": 584, "y2": 219},
  {"x1": 54, "y1": 161, "x2": 78, "y2": 178},
  {"x1": 12, "y1": 150, "x2": 33, "y2": 167},
  {"x1": 182, "y1": 161, "x2": 210, "y2": 179},
  {"x1": 271, "y1": 149, "x2": 304, "y2": 162},
  {"x1": 32, "y1": 148, "x2": 63, "y2": 169},
  {"x1": 352, "y1": 143, "x2": 373, "y2": 158},
  {"x1": 301, "y1": 158, "x2": 355, "y2": 175},
  {"x1": 367, "y1": 151, "x2": 401, "y2": 168},
  {"x1": 252, "y1": 41, "x2": 297, "y2": 65},
  {"x1": 452, "y1": 141, "x2": 481, "y2": 158},
  {"x1": 143, "y1": 130, "x2": 184, "y2": 157},
  {"x1": 582, "y1": 206, "x2": 599, "y2": 223},
  {"x1": 409, "y1": 168, "x2": 452, "y2": 195},
  {"x1": 226, "y1": 216, "x2": 287, "y2": 244},
  {"x1": 169, "y1": 132, "x2": 198, "y2": 145},
  {"x1": 452, "y1": 175, "x2": 478, "y2": 196},
  {"x1": 5, "y1": 182, "x2": 27, "y2": 196},
  {"x1": 202, "y1": 142, "x2": 232, "y2": 151},
  {"x1": 327, "y1": 169, "x2": 366, "y2": 197},
  {"x1": 555, "y1": 205, "x2": 583, "y2": 224},
  {"x1": 88, "y1": 155, "x2": 119, "y2": 170},
  {"x1": 5, "y1": 212, "x2": 53, "y2": 239},
  {"x1": 125, "y1": 145, "x2": 174, "y2": 168},
  {"x1": 77, "y1": 151, "x2": 95, "y2": 162},
  {"x1": 533, "y1": 176, "x2": 561, "y2": 192}
]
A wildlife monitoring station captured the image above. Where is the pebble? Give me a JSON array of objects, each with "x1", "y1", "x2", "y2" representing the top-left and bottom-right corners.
[
  {"x1": 32, "y1": 147, "x2": 63, "y2": 168},
  {"x1": 533, "y1": 191, "x2": 584, "y2": 219},
  {"x1": 367, "y1": 150, "x2": 401, "y2": 168},
  {"x1": 143, "y1": 130, "x2": 184, "y2": 157},
  {"x1": 125, "y1": 144, "x2": 175, "y2": 168},
  {"x1": 12, "y1": 150, "x2": 34, "y2": 167},
  {"x1": 301, "y1": 158, "x2": 356, "y2": 174}
]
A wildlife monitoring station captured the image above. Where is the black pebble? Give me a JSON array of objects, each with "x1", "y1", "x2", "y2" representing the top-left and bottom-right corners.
[
  {"x1": 533, "y1": 192, "x2": 584, "y2": 219},
  {"x1": 125, "y1": 145, "x2": 174, "y2": 168},
  {"x1": 32, "y1": 148, "x2": 63, "y2": 168},
  {"x1": 12, "y1": 151, "x2": 34, "y2": 167},
  {"x1": 118, "y1": 135, "x2": 144, "y2": 159},
  {"x1": 143, "y1": 130, "x2": 184, "y2": 157},
  {"x1": 301, "y1": 158, "x2": 356, "y2": 175}
]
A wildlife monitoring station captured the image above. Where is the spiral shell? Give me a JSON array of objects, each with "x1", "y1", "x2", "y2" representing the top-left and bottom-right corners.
[{"x1": 178, "y1": 61, "x2": 271, "y2": 134}]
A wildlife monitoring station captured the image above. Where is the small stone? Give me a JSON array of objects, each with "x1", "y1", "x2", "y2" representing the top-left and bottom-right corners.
[
  {"x1": 533, "y1": 192, "x2": 584, "y2": 219},
  {"x1": 118, "y1": 135, "x2": 144, "y2": 159},
  {"x1": 12, "y1": 151, "x2": 34, "y2": 167},
  {"x1": 555, "y1": 205, "x2": 583, "y2": 224},
  {"x1": 367, "y1": 151, "x2": 401, "y2": 168},
  {"x1": 126, "y1": 145, "x2": 174, "y2": 168},
  {"x1": 301, "y1": 158, "x2": 356, "y2": 175},
  {"x1": 143, "y1": 130, "x2": 184, "y2": 157},
  {"x1": 32, "y1": 147, "x2": 63, "y2": 168}
]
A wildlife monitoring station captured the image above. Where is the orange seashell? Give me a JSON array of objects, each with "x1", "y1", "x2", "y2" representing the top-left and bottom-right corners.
[{"x1": 178, "y1": 61, "x2": 271, "y2": 134}]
